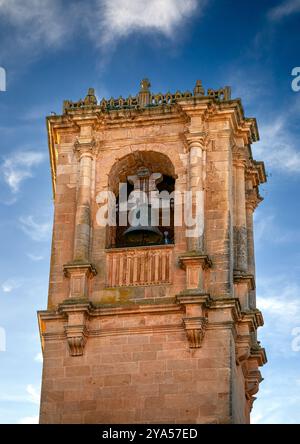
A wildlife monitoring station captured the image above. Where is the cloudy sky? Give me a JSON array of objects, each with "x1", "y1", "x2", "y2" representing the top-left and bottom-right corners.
[{"x1": 0, "y1": 0, "x2": 300, "y2": 424}]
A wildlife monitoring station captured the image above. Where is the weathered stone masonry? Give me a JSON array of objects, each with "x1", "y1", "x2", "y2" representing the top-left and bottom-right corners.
[{"x1": 39, "y1": 80, "x2": 267, "y2": 424}]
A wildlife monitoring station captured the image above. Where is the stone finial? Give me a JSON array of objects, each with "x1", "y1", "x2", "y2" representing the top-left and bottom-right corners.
[
  {"x1": 138, "y1": 79, "x2": 151, "y2": 107},
  {"x1": 140, "y1": 78, "x2": 151, "y2": 92},
  {"x1": 84, "y1": 88, "x2": 97, "y2": 106},
  {"x1": 193, "y1": 80, "x2": 205, "y2": 97}
]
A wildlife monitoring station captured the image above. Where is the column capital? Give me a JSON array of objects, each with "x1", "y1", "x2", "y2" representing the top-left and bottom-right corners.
[
  {"x1": 184, "y1": 131, "x2": 208, "y2": 149},
  {"x1": 233, "y1": 157, "x2": 246, "y2": 169},
  {"x1": 74, "y1": 137, "x2": 98, "y2": 159},
  {"x1": 246, "y1": 189, "x2": 263, "y2": 211}
]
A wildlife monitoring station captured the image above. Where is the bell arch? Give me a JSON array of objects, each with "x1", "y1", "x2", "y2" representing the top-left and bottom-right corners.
[{"x1": 107, "y1": 151, "x2": 176, "y2": 248}]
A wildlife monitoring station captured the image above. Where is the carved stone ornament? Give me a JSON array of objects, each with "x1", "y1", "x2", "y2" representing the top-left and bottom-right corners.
[
  {"x1": 183, "y1": 316, "x2": 208, "y2": 348},
  {"x1": 60, "y1": 303, "x2": 91, "y2": 357},
  {"x1": 66, "y1": 326, "x2": 87, "y2": 357},
  {"x1": 73, "y1": 137, "x2": 98, "y2": 159}
]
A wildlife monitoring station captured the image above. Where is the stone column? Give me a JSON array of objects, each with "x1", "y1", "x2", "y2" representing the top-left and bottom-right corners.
[
  {"x1": 246, "y1": 183, "x2": 259, "y2": 310},
  {"x1": 73, "y1": 139, "x2": 95, "y2": 261},
  {"x1": 179, "y1": 133, "x2": 211, "y2": 296},
  {"x1": 63, "y1": 123, "x2": 98, "y2": 301},
  {"x1": 233, "y1": 158, "x2": 248, "y2": 273},
  {"x1": 185, "y1": 133, "x2": 206, "y2": 253},
  {"x1": 246, "y1": 200, "x2": 255, "y2": 270}
]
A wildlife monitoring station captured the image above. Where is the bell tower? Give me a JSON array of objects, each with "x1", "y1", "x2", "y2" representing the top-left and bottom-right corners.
[{"x1": 39, "y1": 79, "x2": 267, "y2": 424}]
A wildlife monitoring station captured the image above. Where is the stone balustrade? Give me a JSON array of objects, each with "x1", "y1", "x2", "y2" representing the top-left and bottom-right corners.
[
  {"x1": 63, "y1": 80, "x2": 232, "y2": 113},
  {"x1": 105, "y1": 245, "x2": 174, "y2": 287}
]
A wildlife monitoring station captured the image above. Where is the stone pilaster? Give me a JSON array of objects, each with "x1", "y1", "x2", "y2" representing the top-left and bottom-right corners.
[
  {"x1": 233, "y1": 157, "x2": 248, "y2": 273},
  {"x1": 185, "y1": 132, "x2": 206, "y2": 253},
  {"x1": 245, "y1": 185, "x2": 261, "y2": 310},
  {"x1": 73, "y1": 136, "x2": 96, "y2": 261},
  {"x1": 64, "y1": 120, "x2": 98, "y2": 302}
]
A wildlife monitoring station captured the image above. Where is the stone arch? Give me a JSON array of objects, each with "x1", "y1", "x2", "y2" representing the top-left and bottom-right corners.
[
  {"x1": 108, "y1": 150, "x2": 176, "y2": 195},
  {"x1": 107, "y1": 151, "x2": 176, "y2": 248}
]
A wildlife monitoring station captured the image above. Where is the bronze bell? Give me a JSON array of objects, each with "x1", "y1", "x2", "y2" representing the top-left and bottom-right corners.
[
  {"x1": 123, "y1": 203, "x2": 162, "y2": 246},
  {"x1": 122, "y1": 167, "x2": 163, "y2": 246}
]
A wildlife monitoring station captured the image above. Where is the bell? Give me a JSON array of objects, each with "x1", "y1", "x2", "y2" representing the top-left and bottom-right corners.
[{"x1": 123, "y1": 204, "x2": 162, "y2": 246}]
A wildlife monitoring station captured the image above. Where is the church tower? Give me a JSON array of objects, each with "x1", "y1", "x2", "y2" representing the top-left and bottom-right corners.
[{"x1": 39, "y1": 79, "x2": 267, "y2": 424}]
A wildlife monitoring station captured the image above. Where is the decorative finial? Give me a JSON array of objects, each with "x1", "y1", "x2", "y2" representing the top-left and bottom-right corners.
[
  {"x1": 140, "y1": 78, "x2": 151, "y2": 92},
  {"x1": 84, "y1": 88, "x2": 97, "y2": 105},
  {"x1": 193, "y1": 80, "x2": 205, "y2": 97},
  {"x1": 138, "y1": 79, "x2": 151, "y2": 107}
]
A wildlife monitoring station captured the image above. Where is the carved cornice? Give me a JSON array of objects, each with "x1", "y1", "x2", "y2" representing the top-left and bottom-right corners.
[
  {"x1": 249, "y1": 344, "x2": 267, "y2": 366},
  {"x1": 245, "y1": 370, "x2": 262, "y2": 397},
  {"x1": 254, "y1": 160, "x2": 267, "y2": 184},
  {"x1": 235, "y1": 336, "x2": 251, "y2": 365},
  {"x1": 176, "y1": 292, "x2": 212, "y2": 306},
  {"x1": 240, "y1": 309, "x2": 265, "y2": 332},
  {"x1": 210, "y1": 297, "x2": 242, "y2": 323},
  {"x1": 246, "y1": 188, "x2": 263, "y2": 211},
  {"x1": 245, "y1": 368, "x2": 263, "y2": 411}
]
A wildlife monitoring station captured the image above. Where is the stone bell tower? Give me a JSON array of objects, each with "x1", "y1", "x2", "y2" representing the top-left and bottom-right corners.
[{"x1": 39, "y1": 79, "x2": 267, "y2": 424}]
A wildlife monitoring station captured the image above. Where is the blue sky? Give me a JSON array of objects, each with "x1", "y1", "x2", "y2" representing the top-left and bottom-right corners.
[{"x1": 0, "y1": 0, "x2": 300, "y2": 424}]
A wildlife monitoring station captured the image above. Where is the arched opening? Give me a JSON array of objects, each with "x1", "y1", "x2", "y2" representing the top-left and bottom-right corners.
[{"x1": 107, "y1": 151, "x2": 176, "y2": 248}]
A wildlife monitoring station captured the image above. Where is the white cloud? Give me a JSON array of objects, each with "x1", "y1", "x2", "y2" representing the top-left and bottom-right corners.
[
  {"x1": 0, "y1": 0, "x2": 205, "y2": 62},
  {"x1": 268, "y1": 0, "x2": 300, "y2": 21},
  {"x1": 92, "y1": 0, "x2": 201, "y2": 47},
  {"x1": 27, "y1": 253, "x2": 44, "y2": 262},
  {"x1": 253, "y1": 213, "x2": 275, "y2": 244},
  {"x1": 256, "y1": 276, "x2": 300, "y2": 356},
  {"x1": 0, "y1": 0, "x2": 75, "y2": 55},
  {"x1": 1, "y1": 279, "x2": 22, "y2": 293},
  {"x1": 26, "y1": 384, "x2": 40, "y2": 405},
  {"x1": 257, "y1": 276, "x2": 300, "y2": 324},
  {"x1": 0, "y1": 383, "x2": 41, "y2": 405},
  {"x1": 19, "y1": 215, "x2": 52, "y2": 242},
  {"x1": 34, "y1": 352, "x2": 43, "y2": 363},
  {"x1": 253, "y1": 274, "x2": 300, "y2": 423},
  {"x1": 0, "y1": 150, "x2": 46, "y2": 194},
  {"x1": 254, "y1": 210, "x2": 300, "y2": 245},
  {"x1": 252, "y1": 370, "x2": 300, "y2": 424},
  {"x1": 258, "y1": 292, "x2": 300, "y2": 324},
  {"x1": 18, "y1": 415, "x2": 39, "y2": 424},
  {"x1": 253, "y1": 112, "x2": 300, "y2": 174}
]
